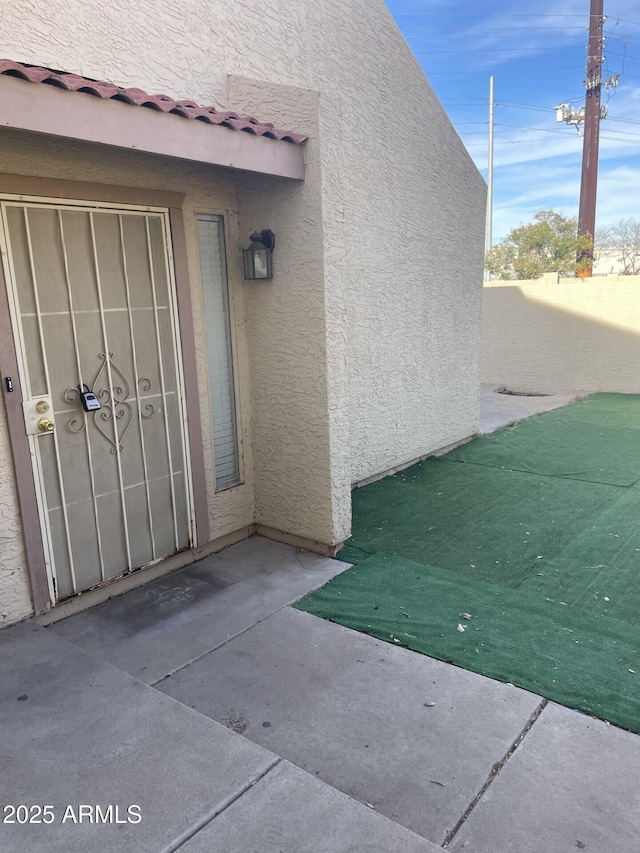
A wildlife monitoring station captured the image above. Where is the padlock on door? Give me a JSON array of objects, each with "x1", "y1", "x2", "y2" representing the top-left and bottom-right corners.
[{"x1": 78, "y1": 384, "x2": 102, "y2": 412}]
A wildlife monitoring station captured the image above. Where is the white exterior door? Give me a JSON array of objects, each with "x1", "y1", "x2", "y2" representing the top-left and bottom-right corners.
[{"x1": 1, "y1": 198, "x2": 194, "y2": 603}]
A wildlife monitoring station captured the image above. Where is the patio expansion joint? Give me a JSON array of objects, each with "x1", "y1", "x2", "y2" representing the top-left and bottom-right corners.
[
  {"x1": 150, "y1": 601, "x2": 308, "y2": 688},
  {"x1": 441, "y1": 697, "x2": 548, "y2": 848},
  {"x1": 161, "y1": 755, "x2": 282, "y2": 853}
]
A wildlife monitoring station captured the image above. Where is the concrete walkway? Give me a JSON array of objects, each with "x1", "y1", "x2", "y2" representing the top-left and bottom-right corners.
[
  {"x1": 479, "y1": 383, "x2": 590, "y2": 433},
  {"x1": 2, "y1": 535, "x2": 639, "y2": 851}
]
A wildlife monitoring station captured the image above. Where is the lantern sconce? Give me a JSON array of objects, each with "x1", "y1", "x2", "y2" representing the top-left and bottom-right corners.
[{"x1": 243, "y1": 229, "x2": 275, "y2": 280}]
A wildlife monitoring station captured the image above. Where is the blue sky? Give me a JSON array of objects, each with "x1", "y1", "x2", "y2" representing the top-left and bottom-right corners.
[{"x1": 384, "y1": 1, "x2": 640, "y2": 243}]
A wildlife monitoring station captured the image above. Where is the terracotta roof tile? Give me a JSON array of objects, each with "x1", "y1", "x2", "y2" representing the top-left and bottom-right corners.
[{"x1": 0, "y1": 59, "x2": 308, "y2": 144}]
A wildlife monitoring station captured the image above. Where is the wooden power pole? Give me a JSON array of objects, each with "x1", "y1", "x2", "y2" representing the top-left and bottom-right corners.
[{"x1": 577, "y1": 0, "x2": 605, "y2": 276}]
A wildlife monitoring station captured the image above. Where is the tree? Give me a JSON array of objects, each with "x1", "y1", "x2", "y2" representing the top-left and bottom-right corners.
[
  {"x1": 485, "y1": 210, "x2": 593, "y2": 280},
  {"x1": 596, "y1": 218, "x2": 640, "y2": 275}
]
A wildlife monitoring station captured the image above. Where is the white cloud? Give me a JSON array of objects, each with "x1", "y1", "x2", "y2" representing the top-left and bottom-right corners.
[
  {"x1": 594, "y1": 166, "x2": 640, "y2": 225},
  {"x1": 488, "y1": 159, "x2": 640, "y2": 242},
  {"x1": 386, "y1": 0, "x2": 640, "y2": 241},
  {"x1": 470, "y1": 82, "x2": 640, "y2": 240}
]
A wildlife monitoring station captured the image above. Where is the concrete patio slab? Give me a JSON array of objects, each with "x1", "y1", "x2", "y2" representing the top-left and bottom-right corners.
[
  {"x1": 449, "y1": 702, "x2": 640, "y2": 853},
  {"x1": 49, "y1": 537, "x2": 345, "y2": 684},
  {"x1": 479, "y1": 383, "x2": 589, "y2": 434},
  {"x1": 179, "y1": 760, "x2": 442, "y2": 853},
  {"x1": 0, "y1": 620, "x2": 277, "y2": 853},
  {"x1": 158, "y1": 606, "x2": 543, "y2": 846}
]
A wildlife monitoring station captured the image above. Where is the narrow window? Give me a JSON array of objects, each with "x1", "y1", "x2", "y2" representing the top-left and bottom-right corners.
[{"x1": 197, "y1": 213, "x2": 240, "y2": 488}]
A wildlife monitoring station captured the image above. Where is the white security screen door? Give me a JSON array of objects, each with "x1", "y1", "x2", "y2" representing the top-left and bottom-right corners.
[{"x1": 1, "y1": 199, "x2": 194, "y2": 603}]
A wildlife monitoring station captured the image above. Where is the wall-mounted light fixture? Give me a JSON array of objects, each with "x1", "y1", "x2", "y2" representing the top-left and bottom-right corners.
[{"x1": 243, "y1": 230, "x2": 275, "y2": 280}]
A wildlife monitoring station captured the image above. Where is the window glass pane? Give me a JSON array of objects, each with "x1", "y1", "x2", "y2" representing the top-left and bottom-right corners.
[{"x1": 197, "y1": 214, "x2": 240, "y2": 488}]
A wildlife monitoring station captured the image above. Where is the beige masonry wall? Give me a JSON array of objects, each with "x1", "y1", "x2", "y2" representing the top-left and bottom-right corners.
[
  {"x1": 6, "y1": 0, "x2": 485, "y2": 494},
  {"x1": 230, "y1": 77, "x2": 351, "y2": 545},
  {"x1": 0, "y1": 130, "x2": 257, "y2": 625},
  {"x1": 317, "y1": 1, "x2": 486, "y2": 484},
  {"x1": 482, "y1": 276, "x2": 640, "y2": 393}
]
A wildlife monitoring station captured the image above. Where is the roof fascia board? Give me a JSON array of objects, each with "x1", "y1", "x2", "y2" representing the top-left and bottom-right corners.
[{"x1": 0, "y1": 75, "x2": 305, "y2": 181}]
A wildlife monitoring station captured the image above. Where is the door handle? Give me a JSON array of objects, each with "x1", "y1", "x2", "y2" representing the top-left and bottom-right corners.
[{"x1": 23, "y1": 396, "x2": 56, "y2": 436}]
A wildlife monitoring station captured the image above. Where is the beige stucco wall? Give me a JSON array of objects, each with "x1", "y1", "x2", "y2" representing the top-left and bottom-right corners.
[
  {"x1": 0, "y1": 130, "x2": 258, "y2": 624},
  {"x1": 0, "y1": 393, "x2": 33, "y2": 625},
  {"x1": 482, "y1": 277, "x2": 640, "y2": 393},
  {"x1": 305, "y1": 1, "x2": 486, "y2": 484},
  {"x1": 2, "y1": 0, "x2": 485, "y2": 619},
  {"x1": 5, "y1": 0, "x2": 485, "y2": 484},
  {"x1": 230, "y1": 78, "x2": 351, "y2": 545}
]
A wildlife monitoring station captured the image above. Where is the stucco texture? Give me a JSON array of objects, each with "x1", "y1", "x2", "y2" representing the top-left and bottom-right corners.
[
  {"x1": 2, "y1": 0, "x2": 485, "y2": 617},
  {"x1": 482, "y1": 277, "x2": 640, "y2": 393},
  {"x1": 232, "y1": 80, "x2": 349, "y2": 545},
  {"x1": 301, "y1": 0, "x2": 486, "y2": 484},
  {"x1": 0, "y1": 394, "x2": 33, "y2": 626},
  {"x1": 5, "y1": 0, "x2": 485, "y2": 484}
]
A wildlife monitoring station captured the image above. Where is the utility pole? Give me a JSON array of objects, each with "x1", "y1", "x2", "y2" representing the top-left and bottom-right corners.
[
  {"x1": 485, "y1": 75, "x2": 495, "y2": 280},
  {"x1": 577, "y1": 0, "x2": 605, "y2": 276},
  {"x1": 485, "y1": 76, "x2": 495, "y2": 254}
]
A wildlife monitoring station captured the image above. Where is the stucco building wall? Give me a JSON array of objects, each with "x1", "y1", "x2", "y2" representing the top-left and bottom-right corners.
[
  {"x1": 6, "y1": 0, "x2": 485, "y2": 489},
  {"x1": 482, "y1": 277, "x2": 640, "y2": 393},
  {"x1": 2, "y1": 0, "x2": 485, "y2": 621},
  {"x1": 299, "y1": 0, "x2": 486, "y2": 484},
  {"x1": 230, "y1": 78, "x2": 351, "y2": 545}
]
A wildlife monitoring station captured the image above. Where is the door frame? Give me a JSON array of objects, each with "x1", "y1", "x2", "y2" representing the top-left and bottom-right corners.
[{"x1": 0, "y1": 174, "x2": 209, "y2": 613}]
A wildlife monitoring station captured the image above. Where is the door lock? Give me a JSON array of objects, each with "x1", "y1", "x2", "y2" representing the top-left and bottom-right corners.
[{"x1": 23, "y1": 396, "x2": 56, "y2": 436}]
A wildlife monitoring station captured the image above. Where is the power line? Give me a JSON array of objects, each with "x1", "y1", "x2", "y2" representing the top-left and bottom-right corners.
[
  {"x1": 413, "y1": 26, "x2": 589, "y2": 32},
  {"x1": 408, "y1": 34, "x2": 605, "y2": 42},
  {"x1": 389, "y1": 5, "x2": 640, "y2": 227},
  {"x1": 498, "y1": 102, "x2": 559, "y2": 111},
  {"x1": 459, "y1": 124, "x2": 640, "y2": 142},
  {"x1": 468, "y1": 135, "x2": 638, "y2": 145},
  {"x1": 498, "y1": 101, "x2": 635, "y2": 114},
  {"x1": 417, "y1": 50, "x2": 640, "y2": 67},
  {"x1": 493, "y1": 123, "x2": 640, "y2": 140},
  {"x1": 607, "y1": 35, "x2": 640, "y2": 46},
  {"x1": 417, "y1": 54, "x2": 585, "y2": 64},
  {"x1": 606, "y1": 52, "x2": 640, "y2": 64},
  {"x1": 608, "y1": 115, "x2": 640, "y2": 124},
  {"x1": 473, "y1": 128, "x2": 567, "y2": 135},
  {"x1": 411, "y1": 46, "x2": 585, "y2": 55},
  {"x1": 424, "y1": 66, "x2": 583, "y2": 75},
  {"x1": 441, "y1": 93, "x2": 585, "y2": 105},
  {"x1": 406, "y1": 32, "x2": 640, "y2": 45},
  {"x1": 610, "y1": 17, "x2": 640, "y2": 27},
  {"x1": 496, "y1": 121, "x2": 638, "y2": 136},
  {"x1": 459, "y1": 129, "x2": 568, "y2": 136},
  {"x1": 393, "y1": 13, "x2": 598, "y2": 19}
]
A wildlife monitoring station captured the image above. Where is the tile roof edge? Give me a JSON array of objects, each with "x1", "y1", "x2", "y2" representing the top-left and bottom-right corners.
[{"x1": 0, "y1": 59, "x2": 308, "y2": 145}]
